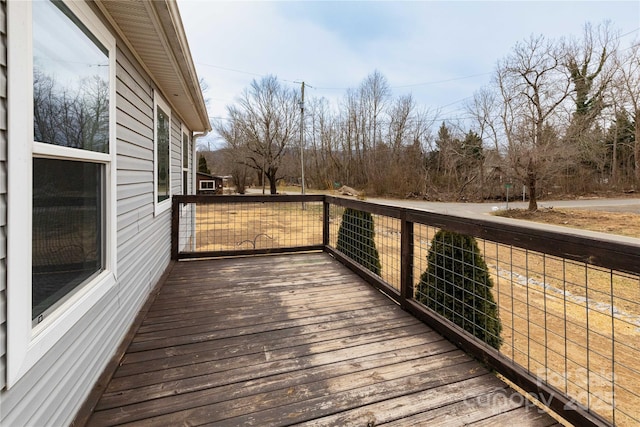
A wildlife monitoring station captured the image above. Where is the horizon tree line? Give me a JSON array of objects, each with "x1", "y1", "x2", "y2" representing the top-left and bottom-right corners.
[{"x1": 208, "y1": 21, "x2": 639, "y2": 210}]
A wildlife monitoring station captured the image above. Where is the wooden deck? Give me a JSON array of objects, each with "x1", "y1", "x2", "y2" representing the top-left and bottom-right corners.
[{"x1": 86, "y1": 253, "x2": 560, "y2": 426}]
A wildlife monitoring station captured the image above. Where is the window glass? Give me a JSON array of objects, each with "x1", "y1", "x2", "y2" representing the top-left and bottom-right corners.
[
  {"x1": 32, "y1": 158, "x2": 104, "y2": 322},
  {"x1": 157, "y1": 106, "x2": 170, "y2": 202},
  {"x1": 183, "y1": 171, "x2": 188, "y2": 195},
  {"x1": 182, "y1": 132, "x2": 189, "y2": 194},
  {"x1": 182, "y1": 132, "x2": 189, "y2": 169},
  {"x1": 31, "y1": 0, "x2": 110, "y2": 324},
  {"x1": 33, "y1": 0, "x2": 109, "y2": 153},
  {"x1": 200, "y1": 180, "x2": 215, "y2": 190}
]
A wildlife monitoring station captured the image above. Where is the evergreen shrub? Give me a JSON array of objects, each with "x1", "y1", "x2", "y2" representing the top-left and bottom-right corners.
[
  {"x1": 417, "y1": 229, "x2": 502, "y2": 349},
  {"x1": 336, "y1": 208, "x2": 381, "y2": 276}
]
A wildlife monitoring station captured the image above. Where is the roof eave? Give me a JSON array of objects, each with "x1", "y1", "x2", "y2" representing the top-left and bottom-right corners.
[{"x1": 96, "y1": 0, "x2": 211, "y2": 133}]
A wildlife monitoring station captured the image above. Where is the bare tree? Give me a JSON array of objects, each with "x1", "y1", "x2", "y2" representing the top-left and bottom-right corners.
[
  {"x1": 560, "y1": 22, "x2": 619, "y2": 190},
  {"x1": 306, "y1": 97, "x2": 343, "y2": 189},
  {"x1": 361, "y1": 70, "x2": 391, "y2": 148},
  {"x1": 360, "y1": 71, "x2": 391, "y2": 187},
  {"x1": 33, "y1": 70, "x2": 109, "y2": 153},
  {"x1": 328, "y1": 72, "x2": 439, "y2": 197},
  {"x1": 565, "y1": 22, "x2": 617, "y2": 121},
  {"x1": 335, "y1": 71, "x2": 393, "y2": 189},
  {"x1": 467, "y1": 87, "x2": 501, "y2": 153},
  {"x1": 199, "y1": 77, "x2": 212, "y2": 110},
  {"x1": 495, "y1": 35, "x2": 573, "y2": 210},
  {"x1": 386, "y1": 94, "x2": 414, "y2": 153},
  {"x1": 214, "y1": 119, "x2": 250, "y2": 193},
  {"x1": 34, "y1": 69, "x2": 61, "y2": 144},
  {"x1": 613, "y1": 41, "x2": 640, "y2": 185},
  {"x1": 216, "y1": 76, "x2": 299, "y2": 194}
]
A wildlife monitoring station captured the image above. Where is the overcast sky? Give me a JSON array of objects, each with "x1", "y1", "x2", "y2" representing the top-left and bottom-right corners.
[{"x1": 177, "y1": 1, "x2": 640, "y2": 145}]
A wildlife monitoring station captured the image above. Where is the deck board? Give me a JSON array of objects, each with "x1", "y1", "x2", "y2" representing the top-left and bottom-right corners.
[{"x1": 86, "y1": 253, "x2": 559, "y2": 426}]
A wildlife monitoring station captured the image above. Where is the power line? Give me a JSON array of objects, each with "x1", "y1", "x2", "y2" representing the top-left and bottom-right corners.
[
  {"x1": 196, "y1": 62, "x2": 265, "y2": 77},
  {"x1": 196, "y1": 26, "x2": 640, "y2": 93},
  {"x1": 310, "y1": 72, "x2": 493, "y2": 91},
  {"x1": 618, "y1": 27, "x2": 640, "y2": 39},
  {"x1": 196, "y1": 60, "x2": 493, "y2": 92},
  {"x1": 208, "y1": 116, "x2": 232, "y2": 122},
  {"x1": 436, "y1": 96, "x2": 474, "y2": 110},
  {"x1": 195, "y1": 61, "x2": 301, "y2": 85},
  {"x1": 390, "y1": 73, "x2": 492, "y2": 89}
]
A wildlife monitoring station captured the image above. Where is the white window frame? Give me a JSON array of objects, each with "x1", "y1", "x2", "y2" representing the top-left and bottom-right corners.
[
  {"x1": 154, "y1": 92, "x2": 172, "y2": 215},
  {"x1": 199, "y1": 180, "x2": 216, "y2": 190},
  {"x1": 6, "y1": 0, "x2": 117, "y2": 387}
]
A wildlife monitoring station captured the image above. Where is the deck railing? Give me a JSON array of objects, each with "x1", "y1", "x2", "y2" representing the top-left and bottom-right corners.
[{"x1": 172, "y1": 194, "x2": 640, "y2": 427}]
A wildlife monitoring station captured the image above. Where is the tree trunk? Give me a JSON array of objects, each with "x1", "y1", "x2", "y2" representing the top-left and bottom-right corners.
[
  {"x1": 612, "y1": 130, "x2": 618, "y2": 185},
  {"x1": 527, "y1": 171, "x2": 538, "y2": 211},
  {"x1": 267, "y1": 167, "x2": 278, "y2": 194},
  {"x1": 479, "y1": 163, "x2": 484, "y2": 201},
  {"x1": 635, "y1": 110, "x2": 640, "y2": 187}
]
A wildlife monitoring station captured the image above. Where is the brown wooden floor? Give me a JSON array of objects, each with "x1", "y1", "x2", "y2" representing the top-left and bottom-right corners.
[{"x1": 86, "y1": 253, "x2": 561, "y2": 426}]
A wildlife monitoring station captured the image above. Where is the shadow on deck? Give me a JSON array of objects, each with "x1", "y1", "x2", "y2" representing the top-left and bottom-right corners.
[{"x1": 84, "y1": 253, "x2": 560, "y2": 426}]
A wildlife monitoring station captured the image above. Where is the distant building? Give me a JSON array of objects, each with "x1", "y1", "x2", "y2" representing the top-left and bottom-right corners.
[{"x1": 196, "y1": 172, "x2": 224, "y2": 194}]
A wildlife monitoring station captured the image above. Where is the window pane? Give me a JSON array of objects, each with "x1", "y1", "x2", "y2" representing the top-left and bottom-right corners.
[
  {"x1": 32, "y1": 158, "x2": 104, "y2": 322},
  {"x1": 33, "y1": 0, "x2": 109, "y2": 153},
  {"x1": 183, "y1": 171, "x2": 188, "y2": 195},
  {"x1": 157, "y1": 107, "x2": 170, "y2": 202},
  {"x1": 182, "y1": 133, "x2": 189, "y2": 169},
  {"x1": 201, "y1": 180, "x2": 215, "y2": 190}
]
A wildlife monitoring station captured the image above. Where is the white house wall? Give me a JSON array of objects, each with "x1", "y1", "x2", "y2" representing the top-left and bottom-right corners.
[
  {"x1": 0, "y1": 0, "x2": 7, "y2": 393},
  {"x1": 0, "y1": 2, "x2": 195, "y2": 424}
]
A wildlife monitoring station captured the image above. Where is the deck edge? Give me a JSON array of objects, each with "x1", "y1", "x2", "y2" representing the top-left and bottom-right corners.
[{"x1": 71, "y1": 260, "x2": 177, "y2": 427}]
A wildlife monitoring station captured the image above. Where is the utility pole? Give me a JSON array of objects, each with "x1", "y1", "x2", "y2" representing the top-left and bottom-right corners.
[
  {"x1": 262, "y1": 157, "x2": 266, "y2": 195},
  {"x1": 299, "y1": 81, "x2": 306, "y2": 198}
]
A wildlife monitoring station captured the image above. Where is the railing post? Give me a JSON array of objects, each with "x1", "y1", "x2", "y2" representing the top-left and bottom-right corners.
[
  {"x1": 171, "y1": 196, "x2": 179, "y2": 260},
  {"x1": 322, "y1": 197, "x2": 330, "y2": 248},
  {"x1": 400, "y1": 210, "x2": 413, "y2": 309}
]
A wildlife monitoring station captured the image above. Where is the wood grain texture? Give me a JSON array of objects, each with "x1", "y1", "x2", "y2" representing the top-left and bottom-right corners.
[{"x1": 86, "y1": 253, "x2": 558, "y2": 426}]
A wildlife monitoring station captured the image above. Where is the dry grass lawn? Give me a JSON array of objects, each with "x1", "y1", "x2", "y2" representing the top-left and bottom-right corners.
[
  {"x1": 352, "y1": 207, "x2": 639, "y2": 426},
  {"x1": 495, "y1": 208, "x2": 640, "y2": 239},
  {"x1": 487, "y1": 207, "x2": 640, "y2": 425}
]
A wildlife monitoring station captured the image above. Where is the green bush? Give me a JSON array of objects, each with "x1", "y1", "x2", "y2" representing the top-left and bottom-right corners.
[
  {"x1": 336, "y1": 208, "x2": 381, "y2": 276},
  {"x1": 417, "y1": 229, "x2": 502, "y2": 349}
]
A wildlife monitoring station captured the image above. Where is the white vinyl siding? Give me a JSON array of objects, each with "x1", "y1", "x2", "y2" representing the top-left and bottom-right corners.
[
  {"x1": 1, "y1": 2, "x2": 193, "y2": 425},
  {"x1": 6, "y1": 0, "x2": 118, "y2": 390},
  {"x1": 0, "y1": 0, "x2": 7, "y2": 392}
]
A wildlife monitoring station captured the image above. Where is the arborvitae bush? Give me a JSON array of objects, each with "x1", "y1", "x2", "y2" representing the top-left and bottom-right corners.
[
  {"x1": 336, "y1": 208, "x2": 381, "y2": 276},
  {"x1": 417, "y1": 229, "x2": 502, "y2": 349}
]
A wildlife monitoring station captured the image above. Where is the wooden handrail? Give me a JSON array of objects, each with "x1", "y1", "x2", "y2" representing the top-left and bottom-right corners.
[{"x1": 171, "y1": 193, "x2": 638, "y2": 427}]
